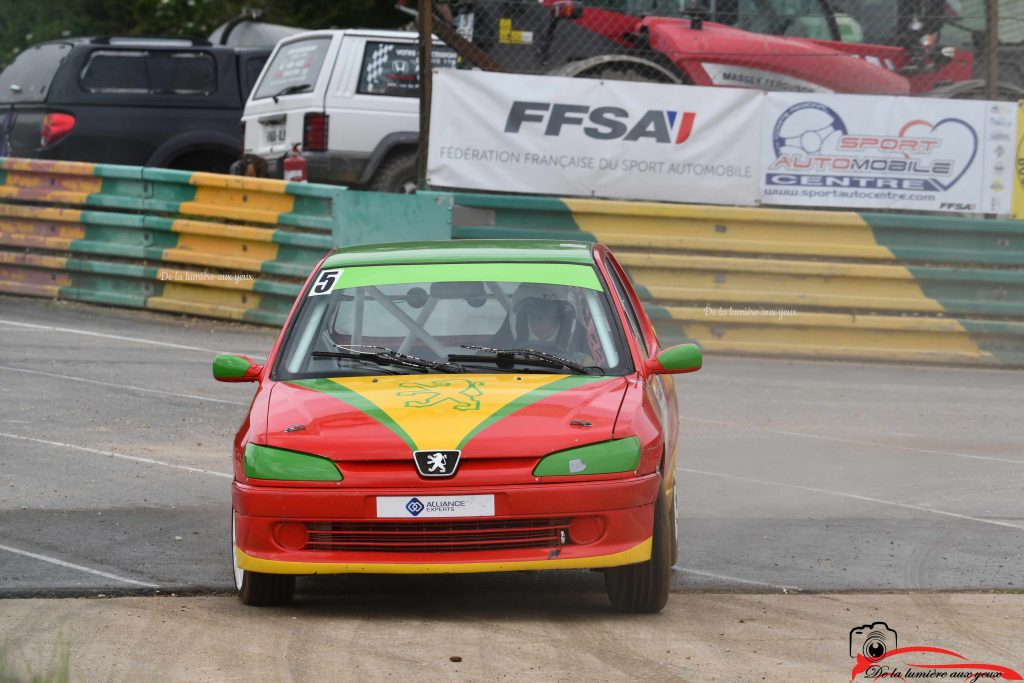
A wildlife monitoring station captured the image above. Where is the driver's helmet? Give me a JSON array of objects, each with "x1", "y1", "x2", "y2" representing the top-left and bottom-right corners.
[{"x1": 509, "y1": 283, "x2": 576, "y2": 347}]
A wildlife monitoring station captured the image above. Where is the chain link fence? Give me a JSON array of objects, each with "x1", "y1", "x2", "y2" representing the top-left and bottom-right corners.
[{"x1": 422, "y1": 0, "x2": 1024, "y2": 99}]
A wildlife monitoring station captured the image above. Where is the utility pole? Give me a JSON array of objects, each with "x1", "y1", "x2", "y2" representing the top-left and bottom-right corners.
[
  {"x1": 418, "y1": 0, "x2": 433, "y2": 189},
  {"x1": 986, "y1": 0, "x2": 999, "y2": 100}
]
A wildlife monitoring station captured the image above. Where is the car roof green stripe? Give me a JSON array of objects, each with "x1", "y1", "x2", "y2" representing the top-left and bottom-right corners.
[
  {"x1": 332, "y1": 263, "x2": 603, "y2": 291},
  {"x1": 322, "y1": 240, "x2": 595, "y2": 268},
  {"x1": 457, "y1": 375, "x2": 610, "y2": 450},
  {"x1": 287, "y1": 378, "x2": 417, "y2": 451}
]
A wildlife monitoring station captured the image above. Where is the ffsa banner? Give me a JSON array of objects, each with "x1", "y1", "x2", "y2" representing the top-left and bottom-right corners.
[
  {"x1": 427, "y1": 70, "x2": 761, "y2": 206},
  {"x1": 761, "y1": 94, "x2": 1017, "y2": 215}
]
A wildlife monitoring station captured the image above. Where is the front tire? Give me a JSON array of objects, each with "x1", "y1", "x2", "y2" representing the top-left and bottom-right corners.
[
  {"x1": 232, "y1": 511, "x2": 295, "y2": 606},
  {"x1": 604, "y1": 484, "x2": 673, "y2": 613},
  {"x1": 670, "y1": 485, "x2": 679, "y2": 565}
]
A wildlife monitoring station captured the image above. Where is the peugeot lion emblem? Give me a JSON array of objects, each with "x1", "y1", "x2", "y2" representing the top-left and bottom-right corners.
[{"x1": 412, "y1": 450, "x2": 461, "y2": 477}]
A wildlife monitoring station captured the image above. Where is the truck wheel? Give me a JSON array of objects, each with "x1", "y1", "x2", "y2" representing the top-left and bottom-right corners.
[
  {"x1": 167, "y1": 149, "x2": 235, "y2": 174},
  {"x1": 604, "y1": 483, "x2": 673, "y2": 613},
  {"x1": 232, "y1": 511, "x2": 295, "y2": 606},
  {"x1": 369, "y1": 151, "x2": 418, "y2": 194}
]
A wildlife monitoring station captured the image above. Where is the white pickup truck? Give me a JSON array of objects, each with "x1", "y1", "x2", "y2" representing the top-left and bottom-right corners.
[{"x1": 241, "y1": 29, "x2": 455, "y2": 192}]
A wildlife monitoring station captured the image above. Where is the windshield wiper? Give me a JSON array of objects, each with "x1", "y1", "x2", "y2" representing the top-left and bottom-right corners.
[
  {"x1": 308, "y1": 352, "x2": 409, "y2": 374},
  {"x1": 453, "y1": 345, "x2": 598, "y2": 375},
  {"x1": 270, "y1": 84, "x2": 311, "y2": 103},
  {"x1": 315, "y1": 345, "x2": 463, "y2": 374}
]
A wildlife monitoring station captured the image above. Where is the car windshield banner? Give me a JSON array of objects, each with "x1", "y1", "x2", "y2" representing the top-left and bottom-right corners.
[
  {"x1": 427, "y1": 70, "x2": 762, "y2": 206},
  {"x1": 760, "y1": 94, "x2": 1016, "y2": 214}
]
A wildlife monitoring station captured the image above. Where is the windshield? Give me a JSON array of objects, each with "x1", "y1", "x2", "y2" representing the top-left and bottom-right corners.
[
  {"x1": 590, "y1": 0, "x2": 840, "y2": 40},
  {"x1": 274, "y1": 262, "x2": 632, "y2": 379},
  {"x1": 832, "y1": 0, "x2": 1024, "y2": 48},
  {"x1": 252, "y1": 36, "x2": 331, "y2": 100}
]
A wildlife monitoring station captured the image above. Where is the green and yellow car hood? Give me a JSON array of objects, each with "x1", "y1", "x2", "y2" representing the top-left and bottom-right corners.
[{"x1": 265, "y1": 373, "x2": 626, "y2": 459}]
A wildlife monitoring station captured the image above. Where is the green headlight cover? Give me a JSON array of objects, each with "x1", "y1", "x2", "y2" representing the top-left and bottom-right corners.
[
  {"x1": 244, "y1": 443, "x2": 342, "y2": 482},
  {"x1": 533, "y1": 437, "x2": 641, "y2": 477}
]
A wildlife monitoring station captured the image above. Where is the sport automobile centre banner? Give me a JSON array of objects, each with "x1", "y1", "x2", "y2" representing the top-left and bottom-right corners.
[
  {"x1": 427, "y1": 70, "x2": 762, "y2": 206},
  {"x1": 761, "y1": 93, "x2": 1017, "y2": 214}
]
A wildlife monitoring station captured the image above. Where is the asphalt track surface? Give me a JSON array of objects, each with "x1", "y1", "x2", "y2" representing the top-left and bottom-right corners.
[{"x1": 1, "y1": 294, "x2": 1022, "y2": 599}]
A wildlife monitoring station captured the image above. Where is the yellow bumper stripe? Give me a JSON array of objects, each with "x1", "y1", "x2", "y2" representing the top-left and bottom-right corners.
[{"x1": 236, "y1": 538, "x2": 652, "y2": 575}]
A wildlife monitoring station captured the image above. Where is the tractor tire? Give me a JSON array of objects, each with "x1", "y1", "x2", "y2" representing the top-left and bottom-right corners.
[
  {"x1": 926, "y1": 79, "x2": 1024, "y2": 101},
  {"x1": 550, "y1": 55, "x2": 685, "y2": 85}
]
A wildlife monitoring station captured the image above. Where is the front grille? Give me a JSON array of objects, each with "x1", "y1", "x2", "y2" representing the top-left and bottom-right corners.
[{"x1": 304, "y1": 518, "x2": 572, "y2": 553}]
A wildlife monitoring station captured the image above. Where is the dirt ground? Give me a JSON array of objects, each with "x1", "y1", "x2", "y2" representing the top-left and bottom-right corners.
[{"x1": 2, "y1": 592, "x2": 1021, "y2": 682}]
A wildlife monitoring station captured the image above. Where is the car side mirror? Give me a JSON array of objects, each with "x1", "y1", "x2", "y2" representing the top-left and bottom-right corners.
[
  {"x1": 644, "y1": 343, "x2": 702, "y2": 375},
  {"x1": 213, "y1": 354, "x2": 263, "y2": 382}
]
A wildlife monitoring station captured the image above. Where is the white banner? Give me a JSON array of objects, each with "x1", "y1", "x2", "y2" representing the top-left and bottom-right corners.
[
  {"x1": 428, "y1": 70, "x2": 762, "y2": 206},
  {"x1": 760, "y1": 93, "x2": 1016, "y2": 214}
]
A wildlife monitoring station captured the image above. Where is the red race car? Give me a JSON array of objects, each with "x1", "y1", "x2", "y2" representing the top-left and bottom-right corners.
[{"x1": 214, "y1": 240, "x2": 701, "y2": 612}]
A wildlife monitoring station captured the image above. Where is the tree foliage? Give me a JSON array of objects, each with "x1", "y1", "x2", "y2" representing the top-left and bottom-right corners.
[{"x1": 0, "y1": 0, "x2": 408, "y2": 68}]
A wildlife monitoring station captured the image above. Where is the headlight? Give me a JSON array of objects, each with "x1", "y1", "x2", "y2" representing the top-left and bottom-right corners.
[
  {"x1": 533, "y1": 437, "x2": 640, "y2": 477},
  {"x1": 244, "y1": 443, "x2": 343, "y2": 482}
]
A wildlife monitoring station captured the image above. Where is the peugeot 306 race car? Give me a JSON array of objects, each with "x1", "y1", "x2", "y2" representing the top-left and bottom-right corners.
[{"x1": 213, "y1": 240, "x2": 701, "y2": 612}]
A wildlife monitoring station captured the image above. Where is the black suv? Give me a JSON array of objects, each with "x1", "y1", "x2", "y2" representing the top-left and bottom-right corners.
[{"x1": 0, "y1": 37, "x2": 270, "y2": 172}]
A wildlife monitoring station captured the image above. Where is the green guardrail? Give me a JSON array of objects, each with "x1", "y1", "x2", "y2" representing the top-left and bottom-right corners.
[
  {"x1": 2, "y1": 156, "x2": 1023, "y2": 366},
  {"x1": 0, "y1": 158, "x2": 448, "y2": 324}
]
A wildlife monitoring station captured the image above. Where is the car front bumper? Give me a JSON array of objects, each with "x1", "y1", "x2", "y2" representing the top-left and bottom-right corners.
[{"x1": 233, "y1": 474, "x2": 660, "y2": 575}]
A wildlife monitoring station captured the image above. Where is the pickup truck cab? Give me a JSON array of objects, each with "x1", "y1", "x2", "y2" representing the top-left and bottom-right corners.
[{"x1": 242, "y1": 29, "x2": 455, "y2": 192}]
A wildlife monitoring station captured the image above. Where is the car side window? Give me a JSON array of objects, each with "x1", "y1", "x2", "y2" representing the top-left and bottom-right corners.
[
  {"x1": 603, "y1": 257, "x2": 649, "y2": 358},
  {"x1": 79, "y1": 50, "x2": 216, "y2": 95},
  {"x1": 160, "y1": 52, "x2": 217, "y2": 95},
  {"x1": 80, "y1": 51, "x2": 149, "y2": 93},
  {"x1": 243, "y1": 57, "x2": 268, "y2": 98},
  {"x1": 356, "y1": 41, "x2": 458, "y2": 97}
]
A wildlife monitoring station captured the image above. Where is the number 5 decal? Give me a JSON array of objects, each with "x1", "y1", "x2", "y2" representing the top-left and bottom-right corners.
[{"x1": 309, "y1": 269, "x2": 342, "y2": 296}]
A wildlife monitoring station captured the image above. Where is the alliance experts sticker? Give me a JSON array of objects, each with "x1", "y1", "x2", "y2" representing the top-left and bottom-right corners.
[{"x1": 376, "y1": 495, "x2": 495, "y2": 518}]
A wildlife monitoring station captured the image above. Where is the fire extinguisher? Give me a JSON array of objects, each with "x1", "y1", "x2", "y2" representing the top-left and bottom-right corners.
[{"x1": 283, "y1": 143, "x2": 307, "y2": 182}]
